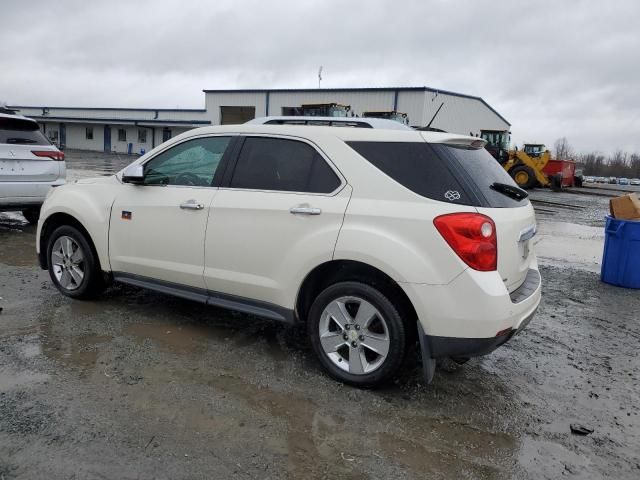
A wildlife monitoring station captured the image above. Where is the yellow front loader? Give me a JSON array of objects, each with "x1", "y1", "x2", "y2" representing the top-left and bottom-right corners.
[
  {"x1": 480, "y1": 131, "x2": 552, "y2": 190},
  {"x1": 502, "y1": 144, "x2": 552, "y2": 189}
]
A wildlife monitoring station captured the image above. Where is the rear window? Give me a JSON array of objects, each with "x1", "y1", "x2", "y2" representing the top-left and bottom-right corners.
[
  {"x1": 347, "y1": 141, "x2": 528, "y2": 208},
  {"x1": 431, "y1": 144, "x2": 528, "y2": 208},
  {"x1": 0, "y1": 117, "x2": 50, "y2": 145}
]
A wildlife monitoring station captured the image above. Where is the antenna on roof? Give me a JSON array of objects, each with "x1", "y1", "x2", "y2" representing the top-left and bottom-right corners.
[
  {"x1": 318, "y1": 66, "x2": 323, "y2": 89},
  {"x1": 425, "y1": 102, "x2": 445, "y2": 129}
]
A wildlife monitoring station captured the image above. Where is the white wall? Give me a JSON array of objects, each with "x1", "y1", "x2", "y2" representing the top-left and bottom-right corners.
[
  {"x1": 65, "y1": 123, "x2": 104, "y2": 151},
  {"x1": 35, "y1": 121, "x2": 199, "y2": 153},
  {"x1": 109, "y1": 125, "x2": 152, "y2": 154},
  {"x1": 417, "y1": 93, "x2": 510, "y2": 135}
]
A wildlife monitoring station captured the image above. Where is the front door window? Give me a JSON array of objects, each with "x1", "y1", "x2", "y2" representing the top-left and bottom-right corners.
[{"x1": 143, "y1": 136, "x2": 231, "y2": 187}]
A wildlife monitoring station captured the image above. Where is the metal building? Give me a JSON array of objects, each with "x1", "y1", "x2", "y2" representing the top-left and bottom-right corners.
[
  {"x1": 9, "y1": 86, "x2": 510, "y2": 153},
  {"x1": 7, "y1": 106, "x2": 210, "y2": 154}
]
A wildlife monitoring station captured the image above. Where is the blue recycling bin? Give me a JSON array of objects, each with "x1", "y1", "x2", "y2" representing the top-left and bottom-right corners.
[{"x1": 601, "y1": 215, "x2": 640, "y2": 288}]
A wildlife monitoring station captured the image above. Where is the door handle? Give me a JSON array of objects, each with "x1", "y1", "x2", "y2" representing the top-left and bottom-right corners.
[
  {"x1": 290, "y1": 206, "x2": 322, "y2": 215},
  {"x1": 180, "y1": 200, "x2": 204, "y2": 210}
]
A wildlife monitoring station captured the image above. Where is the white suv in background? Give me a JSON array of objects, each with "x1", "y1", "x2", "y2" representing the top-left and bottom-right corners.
[
  {"x1": 36, "y1": 125, "x2": 541, "y2": 387},
  {"x1": 0, "y1": 112, "x2": 66, "y2": 223}
]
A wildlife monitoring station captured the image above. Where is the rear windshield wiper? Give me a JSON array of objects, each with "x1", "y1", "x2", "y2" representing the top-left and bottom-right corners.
[{"x1": 490, "y1": 182, "x2": 528, "y2": 201}]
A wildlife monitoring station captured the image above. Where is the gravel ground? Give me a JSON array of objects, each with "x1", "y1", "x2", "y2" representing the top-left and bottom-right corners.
[{"x1": 0, "y1": 152, "x2": 639, "y2": 479}]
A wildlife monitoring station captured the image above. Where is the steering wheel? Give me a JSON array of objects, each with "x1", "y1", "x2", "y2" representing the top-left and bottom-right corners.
[{"x1": 174, "y1": 172, "x2": 204, "y2": 186}]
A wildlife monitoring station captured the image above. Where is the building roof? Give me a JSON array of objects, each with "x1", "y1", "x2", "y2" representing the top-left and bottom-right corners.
[
  {"x1": 202, "y1": 86, "x2": 510, "y2": 126},
  {"x1": 26, "y1": 116, "x2": 211, "y2": 126},
  {"x1": 7, "y1": 106, "x2": 205, "y2": 112}
]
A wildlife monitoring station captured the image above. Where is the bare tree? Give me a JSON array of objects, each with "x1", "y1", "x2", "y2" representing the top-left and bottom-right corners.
[
  {"x1": 554, "y1": 137, "x2": 574, "y2": 160},
  {"x1": 608, "y1": 150, "x2": 629, "y2": 177}
]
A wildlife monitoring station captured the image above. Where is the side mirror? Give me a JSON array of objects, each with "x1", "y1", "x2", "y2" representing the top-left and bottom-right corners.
[{"x1": 122, "y1": 164, "x2": 144, "y2": 184}]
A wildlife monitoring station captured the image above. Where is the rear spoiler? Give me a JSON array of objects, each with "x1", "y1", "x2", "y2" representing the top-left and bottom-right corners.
[{"x1": 420, "y1": 132, "x2": 487, "y2": 149}]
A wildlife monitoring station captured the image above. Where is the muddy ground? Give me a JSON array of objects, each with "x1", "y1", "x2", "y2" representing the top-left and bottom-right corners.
[{"x1": 1, "y1": 150, "x2": 639, "y2": 479}]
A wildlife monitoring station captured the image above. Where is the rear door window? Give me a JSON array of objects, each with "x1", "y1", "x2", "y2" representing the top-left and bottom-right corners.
[
  {"x1": 230, "y1": 137, "x2": 341, "y2": 193},
  {"x1": 0, "y1": 117, "x2": 50, "y2": 145}
]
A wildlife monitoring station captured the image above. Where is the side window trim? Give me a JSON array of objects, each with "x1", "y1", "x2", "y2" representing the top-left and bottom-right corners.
[
  {"x1": 139, "y1": 133, "x2": 237, "y2": 188},
  {"x1": 221, "y1": 134, "x2": 345, "y2": 195}
]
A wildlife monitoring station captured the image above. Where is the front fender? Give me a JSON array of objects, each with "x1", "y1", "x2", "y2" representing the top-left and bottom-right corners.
[{"x1": 37, "y1": 178, "x2": 118, "y2": 272}]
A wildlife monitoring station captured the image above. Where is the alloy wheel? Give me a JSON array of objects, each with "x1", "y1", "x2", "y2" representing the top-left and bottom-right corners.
[
  {"x1": 318, "y1": 296, "x2": 390, "y2": 375},
  {"x1": 51, "y1": 235, "x2": 85, "y2": 291}
]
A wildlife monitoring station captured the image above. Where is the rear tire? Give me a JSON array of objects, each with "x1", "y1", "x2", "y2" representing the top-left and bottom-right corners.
[
  {"x1": 46, "y1": 225, "x2": 105, "y2": 299},
  {"x1": 22, "y1": 208, "x2": 40, "y2": 224},
  {"x1": 510, "y1": 165, "x2": 536, "y2": 189},
  {"x1": 307, "y1": 281, "x2": 407, "y2": 388}
]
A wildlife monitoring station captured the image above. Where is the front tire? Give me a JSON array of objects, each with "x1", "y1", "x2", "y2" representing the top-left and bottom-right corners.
[
  {"x1": 46, "y1": 225, "x2": 105, "y2": 299},
  {"x1": 307, "y1": 281, "x2": 407, "y2": 387}
]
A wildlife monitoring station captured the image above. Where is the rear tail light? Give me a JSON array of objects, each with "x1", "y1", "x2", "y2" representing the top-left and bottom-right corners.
[
  {"x1": 433, "y1": 213, "x2": 497, "y2": 271},
  {"x1": 31, "y1": 150, "x2": 65, "y2": 161}
]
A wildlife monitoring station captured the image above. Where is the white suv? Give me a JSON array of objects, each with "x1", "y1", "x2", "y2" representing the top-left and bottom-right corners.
[
  {"x1": 36, "y1": 125, "x2": 541, "y2": 386},
  {"x1": 0, "y1": 112, "x2": 66, "y2": 223}
]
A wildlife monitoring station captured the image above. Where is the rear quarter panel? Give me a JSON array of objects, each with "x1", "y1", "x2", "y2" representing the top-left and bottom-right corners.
[{"x1": 335, "y1": 197, "x2": 471, "y2": 284}]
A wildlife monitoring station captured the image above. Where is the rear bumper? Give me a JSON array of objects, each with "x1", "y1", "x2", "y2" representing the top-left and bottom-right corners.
[
  {"x1": 401, "y1": 259, "x2": 541, "y2": 358},
  {"x1": 425, "y1": 307, "x2": 536, "y2": 358},
  {"x1": 0, "y1": 179, "x2": 65, "y2": 209}
]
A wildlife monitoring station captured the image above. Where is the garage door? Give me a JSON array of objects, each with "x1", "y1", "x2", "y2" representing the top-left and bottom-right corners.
[{"x1": 220, "y1": 106, "x2": 256, "y2": 125}]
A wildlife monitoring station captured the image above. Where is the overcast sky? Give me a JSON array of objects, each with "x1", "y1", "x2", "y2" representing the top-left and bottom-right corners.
[{"x1": 1, "y1": 0, "x2": 638, "y2": 154}]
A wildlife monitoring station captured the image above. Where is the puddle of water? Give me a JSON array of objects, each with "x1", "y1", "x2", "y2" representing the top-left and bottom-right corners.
[
  {"x1": 203, "y1": 373, "x2": 366, "y2": 479},
  {"x1": 0, "y1": 325, "x2": 40, "y2": 338},
  {"x1": 0, "y1": 366, "x2": 49, "y2": 392},
  {"x1": 124, "y1": 322, "x2": 224, "y2": 354},
  {"x1": 534, "y1": 221, "x2": 604, "y2": 273},
  {"x1": 518, "y1": 436, "x2": 593, "y2": 477},
  {"x1": 42, "y1": 334, "x2": 113, "y2": 372},
  {"x1": 378, "y1": 433, "x2": 500, "y2": 478},
  {"x1": 0, "y1": 223, "x2": 38, "y2": 267}
]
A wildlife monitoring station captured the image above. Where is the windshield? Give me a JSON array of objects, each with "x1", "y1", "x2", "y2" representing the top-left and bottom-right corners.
[{"x1": 481, "y1": 131, "x2": 509, "y2": 150}]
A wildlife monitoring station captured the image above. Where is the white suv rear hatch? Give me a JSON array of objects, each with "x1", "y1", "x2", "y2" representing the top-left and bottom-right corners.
[{"x1": 0, "y1": 114, "x2": 65, "y2": 200}]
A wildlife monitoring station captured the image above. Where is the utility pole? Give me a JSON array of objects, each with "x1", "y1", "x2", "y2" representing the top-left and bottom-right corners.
[{"x1": 318, "y1": 66, "x2": 323, "y2": 89}]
